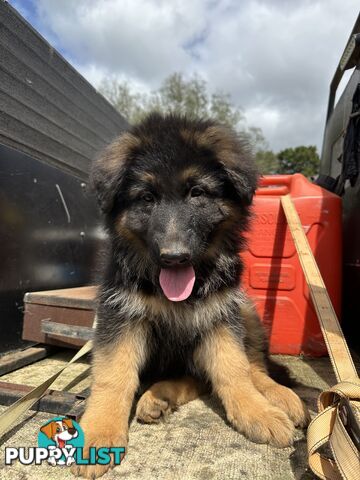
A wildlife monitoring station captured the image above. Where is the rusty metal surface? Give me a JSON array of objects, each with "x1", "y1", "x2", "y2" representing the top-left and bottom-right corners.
[
  {"x1": 41, "y1": 320, "x2": 94, "y2": 341},
  {"x1": 0, "y1": 381, "x2": 88, "y2": 420},
  {"x1": 24, "y1": 286, "x2": 97, "y2": 310},
  {"x1": 0, "y1": 346, "x2": 56, "y2": 376},
  {"x1": 22, "y1": 303, "x2": 94, "y2": 348},
  {"x1": 65, "y1": 399, "x2": 86, "y2": 421}
]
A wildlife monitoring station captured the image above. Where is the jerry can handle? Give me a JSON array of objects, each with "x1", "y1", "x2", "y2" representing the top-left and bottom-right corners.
[{"x1": 256, "y1": 175, "x2": 292, "y2": 196}]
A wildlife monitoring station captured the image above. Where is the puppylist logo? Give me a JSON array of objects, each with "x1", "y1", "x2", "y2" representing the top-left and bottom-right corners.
[{"x1": 5, "y1": 416, "x2": 124, "y2": 467}]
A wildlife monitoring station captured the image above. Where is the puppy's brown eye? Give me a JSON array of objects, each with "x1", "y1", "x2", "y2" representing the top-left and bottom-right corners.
[
  {"x1": 190, "y1": 186, "x2": 204, "y2": 197},
  {"x1": 141, "y1": 192, "x2": 154, "y2": 202}
]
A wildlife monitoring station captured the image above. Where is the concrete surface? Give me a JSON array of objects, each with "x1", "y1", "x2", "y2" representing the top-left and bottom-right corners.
[{"x1": 0, "y1": 350, "x2": 342, "y2": 480}]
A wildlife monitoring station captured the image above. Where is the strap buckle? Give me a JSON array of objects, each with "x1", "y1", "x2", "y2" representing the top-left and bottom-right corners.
[{"x1": 338, "y1": 397, "x2": 360, "y2": 452}]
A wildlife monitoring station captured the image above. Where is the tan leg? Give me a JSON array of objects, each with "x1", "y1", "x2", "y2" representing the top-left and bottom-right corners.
[
  {"x1": 242, "y1": 301, "x2": 310, "y2": 428},
  {"x1": 194, "y1": 324, "x2": 295, "y2": 447},
  {"x1": 136, "y1": 376, "x2": 206, "y2": 423},
  {"x1": 72, "y1": 325, "x2": 148, "y2": 479}
]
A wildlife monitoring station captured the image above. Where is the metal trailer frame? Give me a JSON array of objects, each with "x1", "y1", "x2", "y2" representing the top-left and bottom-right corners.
[
  {"x1": 0, "y1": 1, "x2": 127, "y2": 354},
  {"x1": 319, "y1": 12, "x2": 360, "y2": 353}
]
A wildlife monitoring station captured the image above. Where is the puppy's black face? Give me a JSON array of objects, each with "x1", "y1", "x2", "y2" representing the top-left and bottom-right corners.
[
  {"x1": 92, "y1": 114, "x2": 258, "y2": 300},
  {"x1": 119, "y1": 153, "x2": 233, "y2": 268}
]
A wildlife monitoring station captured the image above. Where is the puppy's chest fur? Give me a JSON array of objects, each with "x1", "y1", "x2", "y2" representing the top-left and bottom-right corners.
[{"x1": 96, "y1": 286, "x2": 247, "y2": 380}]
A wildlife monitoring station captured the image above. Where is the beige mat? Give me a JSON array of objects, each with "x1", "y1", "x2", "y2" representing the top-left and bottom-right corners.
[{"x1": 0, "y1": 352, "x2": 335, "y2": 480}]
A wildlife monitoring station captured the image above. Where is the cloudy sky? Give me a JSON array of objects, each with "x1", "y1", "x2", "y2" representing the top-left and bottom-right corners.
[{"x1": 10, "y1": 0, "x2": 360, "y2": 152}]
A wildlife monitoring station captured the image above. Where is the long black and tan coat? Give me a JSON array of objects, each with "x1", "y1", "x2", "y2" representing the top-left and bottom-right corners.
[{"x1": 73, "y1": 114, "x2": 309, "y2": 479}]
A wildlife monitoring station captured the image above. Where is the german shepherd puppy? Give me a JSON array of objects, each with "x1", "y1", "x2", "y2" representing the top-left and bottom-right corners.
[{"x1": 73, "y1": 113, "x2": 309, "y2": 478}]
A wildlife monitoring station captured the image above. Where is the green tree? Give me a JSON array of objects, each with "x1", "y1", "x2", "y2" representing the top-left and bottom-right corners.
[
  {"x1": 277, "y1": 146, "x2": 320, "y2": 177},
  {"x1": 99, "y1": 72, "x2": 245, "y2": 130},
  {"x1": 99, "y1": 78, "x2": 145, "y2": 124},
  {"x1": 255, "y1": 150, "x2": 279, "y2": 174},
  {"x1": 210, "y1": 91, "x2": 243, "y2": 127},
  {"x1": 99, "y1": 73, "x2": 320, "y2": 178},
  {"x1": 155, "y1": 73, "x2": 208, "y2": 119},
  {"x1": 248, "y1": 128, "x2": 279, "y2": 174}
]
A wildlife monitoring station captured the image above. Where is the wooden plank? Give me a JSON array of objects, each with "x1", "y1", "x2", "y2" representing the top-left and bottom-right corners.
[
  {"x1": 24, "y1": 286, "x2": 97, "y2": 310},
  {"x1": 22, "y1": 303, "x2": 94, "y2": 348},
  {"x1": 0, "y1": 346, "x2": 55, "y2": 376}
]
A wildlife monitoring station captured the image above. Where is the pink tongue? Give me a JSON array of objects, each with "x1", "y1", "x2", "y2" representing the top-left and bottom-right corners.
[{"x1": 159, "y1": 266, "x2": 196, "y2": 302}]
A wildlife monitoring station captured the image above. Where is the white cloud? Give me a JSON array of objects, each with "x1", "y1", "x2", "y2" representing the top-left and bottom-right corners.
[
  {"x1": 35, "y1": 0, "x2": 208, "y2": 83},
  {"x1": 18, "y1": 0, "x2": 360, "y2": 151}
]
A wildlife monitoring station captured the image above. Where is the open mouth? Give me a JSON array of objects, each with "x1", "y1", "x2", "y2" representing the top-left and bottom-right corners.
[{"x1": 159, "y1": 265, "x2": 196, "y2": 302}]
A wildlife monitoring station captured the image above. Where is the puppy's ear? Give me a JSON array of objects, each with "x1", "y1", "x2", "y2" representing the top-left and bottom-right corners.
[
  {"x1": 40, "y1": 421, "x2": 55, "y2": 439},
  {"x1": 197, "y1": 125, "x2": 258, "y2": 205},
  {"x1": 90, "y1": 132, "x2": 140, "y2": 213}
]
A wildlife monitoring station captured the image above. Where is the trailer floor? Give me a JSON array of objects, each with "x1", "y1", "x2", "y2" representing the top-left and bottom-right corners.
[{"x1": 0, "y1": 351, "x2": 343, "y2": 480}]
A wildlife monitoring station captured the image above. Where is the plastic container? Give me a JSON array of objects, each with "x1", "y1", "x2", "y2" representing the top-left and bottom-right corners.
[{"x1": 242, "y1": 174, "x2": 342, "y2": 356}]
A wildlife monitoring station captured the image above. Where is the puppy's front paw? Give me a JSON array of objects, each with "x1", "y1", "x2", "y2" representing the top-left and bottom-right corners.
[
  {"x1": 71, "y1": 426, "x2": 127, "y2": 479},
  {"x1": 226, "y1": 396, "x2": 295, "y2": 448},
  {"x1": 136, "y1": 390, "x2": 172, "y2": 423},
  {"x1": 262, "y1": 384, "x2": 310, "y2": 428}
]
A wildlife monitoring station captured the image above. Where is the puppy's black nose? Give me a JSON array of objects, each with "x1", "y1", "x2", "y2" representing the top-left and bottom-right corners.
[{"x1": 160, "y1": 251, "x2": 191, "y2": 267}]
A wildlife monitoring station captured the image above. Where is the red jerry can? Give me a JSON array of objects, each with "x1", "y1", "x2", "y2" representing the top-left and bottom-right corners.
[{"x1": 242, "y1": 174, "x2": 342, "y2": 356}]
